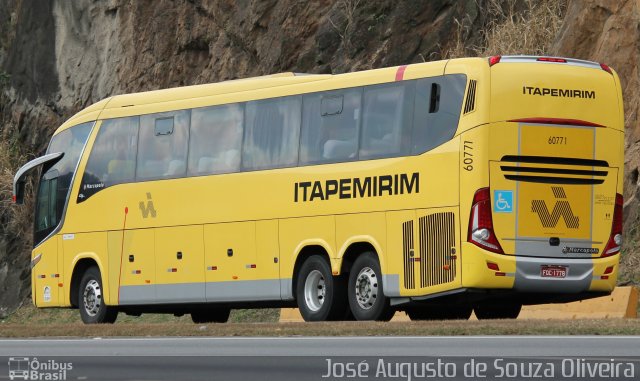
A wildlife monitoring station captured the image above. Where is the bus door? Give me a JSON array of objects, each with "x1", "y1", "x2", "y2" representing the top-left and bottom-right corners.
[{"x1": 32, "y1": 170, "x2": 62, "y2": 306}]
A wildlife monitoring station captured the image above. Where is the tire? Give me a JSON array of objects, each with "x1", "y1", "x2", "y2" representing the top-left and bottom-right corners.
[
  {"x1": 296, "y1": 255, "x2": 349, "y2": 321},
  {"x1": 474, "y1": 302, "x2": 522, "y2": 320},
  {"x1": 78, "y1": 266, "x2": 118, "y2": 324},
  {"x1": 407, "y1": 305, "x2": 472, "y2": 321},
  {"x1": 348, "y1": 252, "x2": 395, "y2": 321},
  {"x1": 191, "y1": 308, "x2": 231, "y2": 324}
]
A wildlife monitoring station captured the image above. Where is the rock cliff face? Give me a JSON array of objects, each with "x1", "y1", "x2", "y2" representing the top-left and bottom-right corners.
[
  {"x1": 552, "y1": 0, "x2": 640, "y2": 246},
  {"x1": 0, "y1": 0, "x2": 638, "y2": 315}
]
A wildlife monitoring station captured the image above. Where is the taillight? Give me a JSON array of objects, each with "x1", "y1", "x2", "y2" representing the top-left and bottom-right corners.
[
  {"x1": 467, "y1": 188, "x2": 504, "y2": 254},
  {"x1": 602, "y1": 193, "x2": 623, "y2": 256},
  {"x1": 489, "y1": 56, "x2": 501, "y2": 66}
]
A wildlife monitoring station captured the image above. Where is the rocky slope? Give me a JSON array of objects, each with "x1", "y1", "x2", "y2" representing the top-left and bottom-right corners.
[{"x1": 0, "y1": 0, "x2": 638, "y2": 316}]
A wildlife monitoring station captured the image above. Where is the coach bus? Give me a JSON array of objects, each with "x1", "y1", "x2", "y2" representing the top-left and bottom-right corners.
[{"x1": 13, "y1": 56, "x2": 624, "y2": 323}]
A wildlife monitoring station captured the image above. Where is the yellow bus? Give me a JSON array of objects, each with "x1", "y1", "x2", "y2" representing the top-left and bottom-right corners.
[{"x1": 14, "y1": 56, "x2": 624, "y2": 324}]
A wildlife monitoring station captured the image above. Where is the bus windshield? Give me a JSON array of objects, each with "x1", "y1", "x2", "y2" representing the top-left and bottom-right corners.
[{"x1": 34, "y1": 122, "x2": 93, "y2": 245}]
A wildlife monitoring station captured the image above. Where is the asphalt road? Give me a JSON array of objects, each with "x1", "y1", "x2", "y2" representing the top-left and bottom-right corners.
[{"x1": 0, "y1": 336, "x2": 638, "y2": 380}]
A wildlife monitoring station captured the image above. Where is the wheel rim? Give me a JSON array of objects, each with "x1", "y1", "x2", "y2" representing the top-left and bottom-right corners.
[
  {"x1": 83, "y1": 279, "x2": 102, "y2": 317},
  {"x1": 304, "y1": 270, "x2": 326, "y2": 312},
  {"x1": 355, "y1": 267, "x2": 378, "y2": 310}
]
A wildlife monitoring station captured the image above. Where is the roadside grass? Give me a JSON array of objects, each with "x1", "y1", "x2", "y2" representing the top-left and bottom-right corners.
[
  {"x1": 1, "y1": 302, "x2": 639, "y2": 338},
  {"x1": 0, "y1": 303, "x2": 280, "y2": 325},
  {"x1": 1, "y1": 318, "x2": 639, "y2": 338}
]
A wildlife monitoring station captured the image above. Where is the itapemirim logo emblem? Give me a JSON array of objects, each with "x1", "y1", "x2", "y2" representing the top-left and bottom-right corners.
[
  {"x1": 139, "y1": 192, "x2": 157, "y2": 219},
  {"x1": 531, "y1": 187, "x2": 579, "y2": 229},
  {"x1": 7, "y1": 357, "x2": 72, "y2": 380}
]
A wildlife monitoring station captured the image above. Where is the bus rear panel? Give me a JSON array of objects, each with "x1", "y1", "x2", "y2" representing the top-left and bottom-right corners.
[{"x1": 461, "y1": 56, "x2": 623, "y2": 302}]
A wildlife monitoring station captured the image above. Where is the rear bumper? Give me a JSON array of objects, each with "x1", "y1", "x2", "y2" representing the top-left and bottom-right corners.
[{"x1": 461, "y1": 242, "x2": 618, "y2": 294}]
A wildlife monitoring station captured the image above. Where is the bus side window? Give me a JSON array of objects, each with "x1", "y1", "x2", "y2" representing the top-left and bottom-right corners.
[
  {"x1": 188, "y1": 104, "x2": 243, "y2": 176},
  {"x1": 242, "y1": 96, "x2": 301, "y2": 171},
  {"x1": 359, "y1": 82, "x2": 414, "y2": 160},
  {"x1": 299, "y1": 88, "x2": 361, "y2": 164},
  {"x1": 79, "y1": 117, "x2": 139, "y2": 201},
  {"x1": 412, "y1": 74, "x2": 467, "y2": 154},
  {"x1": 137, "y1": 110, "x2": 190, "y2": 181}
]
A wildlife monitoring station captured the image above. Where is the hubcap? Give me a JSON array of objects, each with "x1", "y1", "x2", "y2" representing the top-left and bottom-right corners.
[
  {"x1": 304, "y1": 270, "x2": 326, "y2": 312},
  {"x1": 355, "y1": 267, "x2": 378, "y2": 310},
  {"x1": 83, "y1": 279, "x2": 102, "y2": 317}
]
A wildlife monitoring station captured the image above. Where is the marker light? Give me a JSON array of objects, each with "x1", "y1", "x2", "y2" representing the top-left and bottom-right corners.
[
  {"x1": 489, "y1": 56, "x2": 501, "y2": 66},
  {"x1": 536, "y1": 57, "x2": 567, "y2": 63},
  {"x1": 600, "y1": 63, "x2": 613, "y2": 74}
]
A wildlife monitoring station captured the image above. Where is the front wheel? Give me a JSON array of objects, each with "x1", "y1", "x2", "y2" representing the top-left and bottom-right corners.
[
  {"x1": 348, "y1": 252, "x2": 395, "y2": 321},
  {"x1": 78, "y1": 266, "x2": 118, "y2": 324}
]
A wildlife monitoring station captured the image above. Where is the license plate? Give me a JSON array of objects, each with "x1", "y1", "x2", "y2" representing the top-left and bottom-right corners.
[{"x1": 541, "y1": 265, "x2": 567, "y2": 278}]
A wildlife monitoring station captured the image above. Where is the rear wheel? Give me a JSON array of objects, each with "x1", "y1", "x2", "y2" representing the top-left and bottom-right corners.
[
  {"x1": 78, "y1": 266, "x2": 118, "y2": 324},
  {"x1": 191, "y1": 308, "x2": 231, "y2": 323},
  {"x1": 474, "y1": 302, "x2": 522, "y2": 319},
  {"x1": 348, "y1": 252, "x2": 395, "y2": 321},
  {"x1": 296, "y1": 255, "x2": 349, "y2": 321}
]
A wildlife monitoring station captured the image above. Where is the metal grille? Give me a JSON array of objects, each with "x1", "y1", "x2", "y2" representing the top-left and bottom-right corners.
[
  {"x1": 419, "y1": 212, "x2": 456, "y2": 287},
  {"x1": 463, "y1": 80, "x2": 477, "y2": 114},
  {"x1": 402, "y1": 220, "x2": 415, "y2": 289}
]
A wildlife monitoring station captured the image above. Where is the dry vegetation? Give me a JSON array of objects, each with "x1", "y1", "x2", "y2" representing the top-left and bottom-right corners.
[
  {"x1": 1, "y1": 319, "x2": 640, "y2": 338},
  {"x1": 446, "y1": 0, "x2": 567, "y2": 58}
]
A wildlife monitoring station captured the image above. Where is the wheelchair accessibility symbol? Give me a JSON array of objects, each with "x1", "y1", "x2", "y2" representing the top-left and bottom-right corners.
[{"x1": 494, "y1": 190, "x2": 513, "y2": 213}]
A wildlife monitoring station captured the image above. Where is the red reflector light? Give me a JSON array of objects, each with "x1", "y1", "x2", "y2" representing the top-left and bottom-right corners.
[
  {"x1": 600, "y1": 275, "x2": 609, "y2": 280},
  {"x1": 508, "y1": 118, "x2": 604, "y2": 128},
  {"x1": 604, "y1": 266, "x2": 614, "y2": 275},
  {"x1": 486, "y1": 262, "x2": 500, "y2": 271},
  {"x1": 600, "y1": 63, "x2": 613, "y2": 74},
  {"x1": 495, "y1": 272, "x2": 506, "y2": 277},
  {"x1": 603, "y1": 194, "x2": 623, "y2": 257},
  {"x1": 536, "y1": 57, "x2": 567, "y2": 63},
  {"x1": 489, "y1": 56, "x2": 501, "y2": 66},
  {"x1": 12, "y1": 195, "x2": 16, "y2": 203}
]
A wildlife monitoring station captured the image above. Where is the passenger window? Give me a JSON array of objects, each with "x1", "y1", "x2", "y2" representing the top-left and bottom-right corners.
[
  {"x1": 242, "y1": 96, "x2": 301, "y2": 170},
  {"x1": 79, "y1": 117, "x2": 138, "y2": 202},
  {"x1": 412, "y1": 74, "x2": 467, "y2": 154},
  {"x1": 137, "y1": 110, "x2": 190, "y2": 180},
  {"x1": 188, "y1": 104, "x2": 244, "y2": 175},
  {"x1": 359, "y1": 82, "x2": 414, "y2": 160},
  {"x1": 299, "y1": 88, "x2": 362, "y2": 164}
]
